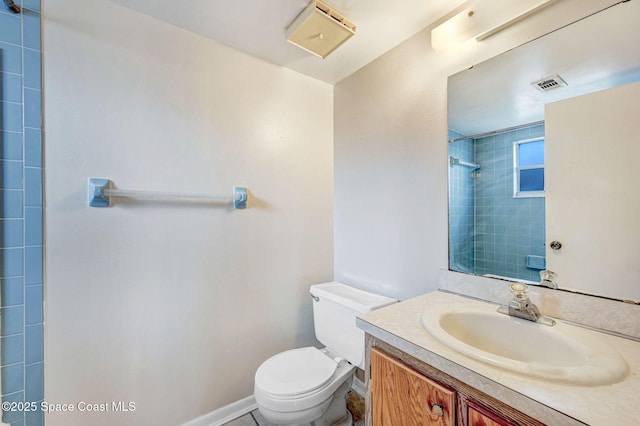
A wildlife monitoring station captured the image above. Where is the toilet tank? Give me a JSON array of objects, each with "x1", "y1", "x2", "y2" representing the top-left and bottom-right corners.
[{"x1": 310, "y1": 282, "x2": 397, "y2": 369}]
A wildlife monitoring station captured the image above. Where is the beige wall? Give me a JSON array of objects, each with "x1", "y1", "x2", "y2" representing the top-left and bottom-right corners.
[
  {"x1": 333, "y1": 0, "x2": 619, "y2": 300},
  {"x1": 43, "y1": 0, "x2": 333, "y2": 424}
]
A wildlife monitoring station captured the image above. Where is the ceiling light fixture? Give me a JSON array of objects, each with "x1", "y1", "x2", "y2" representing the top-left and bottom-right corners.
[
  {"x1": 285, "y1": 0, "x2": 356, "y2": 59},
  {"x1": 431, "y1": 0, "x2": 557, "y2": 54}
]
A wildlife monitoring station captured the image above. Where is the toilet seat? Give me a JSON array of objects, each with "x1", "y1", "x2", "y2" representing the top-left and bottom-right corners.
[
  {"x1": 254, "y1": 346, "x2": 355, "y2": 414},
  {"x1": 255, "y1": 347, "x2": 338, "y2": 398}
]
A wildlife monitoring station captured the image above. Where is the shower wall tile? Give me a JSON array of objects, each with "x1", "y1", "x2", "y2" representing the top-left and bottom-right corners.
[
  {"x1": 0, "y1": 13, "x2": 21, "y2": 45},
  {"x1": 24, "y1": 286, "x2": 42, "y2": 325},
  {"x1": 1, "y1": 364, "x2": 24, "y2": 394},
  {"x1": 24, "y1": 129, "x2": 41, "y2": 166},
  {"x1": 0, "y1": 41, "x2": 22, "y2": 73},
  {"x1": 26, "y1": 405, "x2": 44, "y2": 426},
  {"x1": 0, "y1": 306, "x2": 24, "y2": 336},
  {"x1": 0, "y1": 131, "x2": 23, "y2": 161},
  {"x1": 1, "y1": 278, "x2": 23, "y2": 306},
  {"x1": 0, "y1": 101, "x2": 23, "y2": 132},
  {"x1": 0, "y1": 3, "x2": 44, "y2": 425},
  {"x1": 2, "y1": 161, "x2": 23, "y2": 189},
  {"x1": 0, "y1": 248, "x2": 23, "y2": 277},
  {"x1": 24, "y1": 168, "x2": 42, "y2": 207},
  {"x1": 1, "y1": 219, "x2": 23, "y2": 247},
  {"x1": 24, "y1": 88, "x2": 42, "y2": 129},
  {"x1": 1, "y1": 72, "x2": 22, "y2": 103},
  {"x1": 24, "y1": 208, "x2": 41, "y2": 245},
  {"x1": 23, "y1": 0, "x2": 41, "y2": 12},
  {"x1": 2, "y1": 391, "x2": 24, "y2": 424},
  {"x1": 22, "y1": 49, "x2": 40, "y2": 90},
  {"x1": 0, "y1": 190, "x2": 23, "y2": 218},
  {"x1": 24, "y1": 362, "x2": 43, "y2": 402},
  {"x1": 24, "y1": 246, "x2": 42, "y2": 285},
  {"x1": 24, "y1": 325, "x2": 42, "y2": 364},
  {"x1": 21, "y1": 10, "x2": 40, "y2": 51},
  {"x1": 23, "y1": 88, "x2": 41, "y2": 128},
  {"x1": 1, "y1": 334, "x2": 24, "y2": 366}
]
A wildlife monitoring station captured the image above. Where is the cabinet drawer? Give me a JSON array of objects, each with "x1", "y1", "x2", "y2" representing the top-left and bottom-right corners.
[
  {"x1": 371, "y1": 348, "x2": 455, "y2": 425},
  {"x1": 467, "y1": 400, "x2": 515, "y2": 426}
]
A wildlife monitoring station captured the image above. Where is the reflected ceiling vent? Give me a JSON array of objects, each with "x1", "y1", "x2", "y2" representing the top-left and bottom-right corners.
[
  {"x1": 285, "y1": 0, "x2": 356, "y2": 59},
  {"x1": 531, "y1": 74, "x2": 568, "y2": 93}
]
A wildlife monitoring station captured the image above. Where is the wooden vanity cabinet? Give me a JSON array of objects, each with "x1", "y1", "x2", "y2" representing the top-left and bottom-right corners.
[
  {"x1": 371, "y1": 348, "x2": 455, "y2": 425},
  {"x1": 366, "y1": 338, "x2": 544, "y2": 426}
]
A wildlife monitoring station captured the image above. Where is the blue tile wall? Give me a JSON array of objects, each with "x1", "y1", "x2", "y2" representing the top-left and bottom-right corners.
[
  {"x1": 0, "y1": 1, "x2": 44, "y2": 426},
  {"x1": 474, "y1": 125, "x2": 546, "y2": 282},
  {"x1": 448, "y1": 130, "x2": 475, "y2": 274},
  {"x1": 449, "y1": 125, "x2": 546, "y2": 282}
]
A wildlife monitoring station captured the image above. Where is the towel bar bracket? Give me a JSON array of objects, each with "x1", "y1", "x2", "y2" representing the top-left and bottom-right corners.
[
  {"x1": 88, "y1": 178, "x2": 111, "y2": 207},
  {"x1": 233, "y1": 187, "x2": 247, "y2": 209}
]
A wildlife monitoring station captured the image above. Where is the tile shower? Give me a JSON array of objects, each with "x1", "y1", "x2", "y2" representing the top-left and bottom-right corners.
[
  {"x1": 449, "y1": 125, "x2": 546, "y2": 283},
  {"x1": 1, "y1": 1, "x2": 45, "y2": 425}
]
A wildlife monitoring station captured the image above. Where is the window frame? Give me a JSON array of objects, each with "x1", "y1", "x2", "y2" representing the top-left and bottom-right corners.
[{"x1": 513, "y1": 137, "x2": 545, "y2": 198}]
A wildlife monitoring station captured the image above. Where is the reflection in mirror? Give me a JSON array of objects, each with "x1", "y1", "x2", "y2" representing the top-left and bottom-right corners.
[
  {"x1": 447, "y1": 1, "x2": 640, "y2": 301},
  {"x1": 449, "y1": 124, "x2": 546, "y2": 283}
]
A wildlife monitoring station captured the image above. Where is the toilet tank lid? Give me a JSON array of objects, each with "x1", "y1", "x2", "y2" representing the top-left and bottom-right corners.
[{"x1": 310, "y1": 282, "x2": 397, "y2": 314}]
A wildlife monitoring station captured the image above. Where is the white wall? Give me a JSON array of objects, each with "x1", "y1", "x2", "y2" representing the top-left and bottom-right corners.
[
  {"x1": 43, "y1": 0, "x2": 333, "y2": 425},
  {"x1": 333, "y1": 0, "x2": 619, "y2": 300}
]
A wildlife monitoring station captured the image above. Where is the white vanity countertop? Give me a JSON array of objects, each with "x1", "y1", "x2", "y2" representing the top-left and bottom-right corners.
[{"x1": 357, "y1": 291, "x2": 640, "y2": 426}]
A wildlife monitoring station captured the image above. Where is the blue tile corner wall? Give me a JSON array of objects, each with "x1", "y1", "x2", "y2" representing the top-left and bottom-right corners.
[
  {"x1": 474, "y1": 125, "x2": 546, "y2": 282},
  {"x1": 448, "y1": 130, "x2": 475, "y2": 274},
  {"x1": 448, "y1": 125, "x2": 546, "y2": 283},
  {"x1": 1, "y1": 1, "x2": 45, "y2": 426}
]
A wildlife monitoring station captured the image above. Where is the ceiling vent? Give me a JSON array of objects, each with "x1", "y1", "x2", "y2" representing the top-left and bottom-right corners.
[
  {"x1": 285, "y1": 0, "x2": 356, "y2": 59},
  {"x1": 531, "y1": 74, "x2": 568, "y2": 93}
]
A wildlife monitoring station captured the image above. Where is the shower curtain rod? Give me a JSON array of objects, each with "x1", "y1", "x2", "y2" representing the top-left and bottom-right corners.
[
  {"x1": 87, "y1": 178, "x2": 248, "y2": 209},
  {"x1": 448, "y1": 120, "x2": 544, "y2": 143}
]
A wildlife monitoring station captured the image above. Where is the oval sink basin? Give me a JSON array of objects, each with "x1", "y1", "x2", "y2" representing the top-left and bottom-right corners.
[{"x1": 421, "y1": 302, "x2": 629, "y2": 386}]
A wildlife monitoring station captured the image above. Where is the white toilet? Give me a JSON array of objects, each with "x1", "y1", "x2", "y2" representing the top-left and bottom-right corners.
[{"x1": 254, "y1": 282, "x2": 396, "y2": 426}]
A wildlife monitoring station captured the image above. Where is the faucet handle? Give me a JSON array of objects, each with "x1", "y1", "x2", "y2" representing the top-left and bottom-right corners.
[
  {"x1": 510, "y1": 282, "x2": 529, "y2": 300},
  {"x1": 539, "y1": 270, "x2": 559, "y2": 289}
]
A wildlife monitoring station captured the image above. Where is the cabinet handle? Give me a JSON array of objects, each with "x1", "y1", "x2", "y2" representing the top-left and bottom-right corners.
[{"x1": 431, "y1": 403, "x2": 444, "y2": 417}]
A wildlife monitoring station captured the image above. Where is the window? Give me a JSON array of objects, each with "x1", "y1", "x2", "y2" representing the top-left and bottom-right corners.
[{"x1": 514, "y1": 138, "x2": 544, "y2": 198}]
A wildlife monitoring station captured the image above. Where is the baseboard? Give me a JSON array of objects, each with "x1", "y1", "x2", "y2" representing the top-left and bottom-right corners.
[
  {"x1": 351, "y1": 376, "x2": 366, "y2": 397},
  {"x1": 181, "y1": 395, "x2": 257, "y2": 426},
  {"x1": 182, "y1": 378, "x2": 364, "y2": 426}
]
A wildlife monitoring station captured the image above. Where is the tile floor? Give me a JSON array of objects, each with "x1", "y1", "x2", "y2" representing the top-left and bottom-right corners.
[
  {"x1": 223, "y1": 390, "x2": 365, "y2": 426},
  {"x1": 223, "y1": 408, "x2": 274, "y2": 426}
]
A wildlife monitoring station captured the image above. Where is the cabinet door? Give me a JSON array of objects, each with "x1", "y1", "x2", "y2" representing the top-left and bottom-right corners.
[
  {"x1": 371, "y1": 348, "x2": 455, "y2": 426},
  {"x1": 467, "y1": 400, "x2": 514, "y2": 426}
]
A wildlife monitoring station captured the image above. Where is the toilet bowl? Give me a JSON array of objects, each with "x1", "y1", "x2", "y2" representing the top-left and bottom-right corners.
[
  {"x1": 254, "y1": 347, "x2": 354, "y2": 426},
  {"x1": 254, "y1": 282, "x2": 397, "y2": 426}
]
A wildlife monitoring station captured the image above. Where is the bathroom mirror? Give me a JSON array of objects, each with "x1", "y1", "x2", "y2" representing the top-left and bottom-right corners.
[{"x1": 447, "y1": 1, "x2": 640, "y2": 302}]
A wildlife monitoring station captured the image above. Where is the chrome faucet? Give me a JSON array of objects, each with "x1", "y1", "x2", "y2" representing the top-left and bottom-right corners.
[{"x1": 498, "y1": 283, "x2": 555, "y2": 326}]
